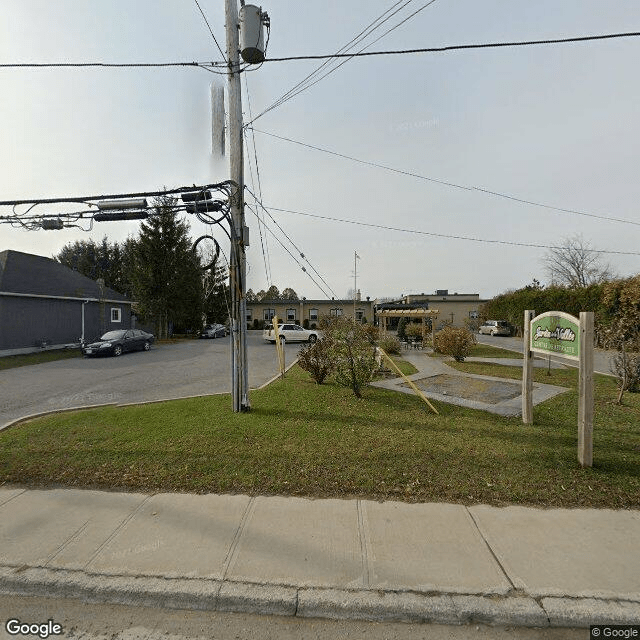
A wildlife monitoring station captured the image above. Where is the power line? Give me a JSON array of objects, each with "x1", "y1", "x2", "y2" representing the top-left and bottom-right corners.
[
  {"x1": 249, "y1": 0, "x2": 440, "y2": 126},
  {"x1": 0, "y1": 182, "x2": 233, "y2": 207},
  {"x1": 193, "y1": 0, "x2": 227, "y2": 61},
  {"x1": 244, "y1": 203, "x2": 334, "y2": 298},
  {"x1": 245, "y1": 188, "x2": 338, "y2": 298},
  {"x1": 249, "y1": 128, "x2": 640, "y2": 228},
  {"x1": 265, "y1": 205, "x2": 640, "y2": 256},
  {"x1": 252, "y1": 0, "x2": 414, "y2": 123},
  {"x1": 243, "y1": 77, "x2": 273, "y2": 288},
  {"x1": 2, "y1": 31, "x2": 637, "y2": 73},
  {"x1": 262, "y1": 31, "x2": 640, "y2": 62},
  {"x1": 0, "y1": 61, "x2": 227, "y2": 71}
]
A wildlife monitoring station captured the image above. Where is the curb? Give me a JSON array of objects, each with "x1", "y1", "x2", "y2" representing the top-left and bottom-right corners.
[{"x1": 1, "y1": 566, "x2": 638, "y2": 628}]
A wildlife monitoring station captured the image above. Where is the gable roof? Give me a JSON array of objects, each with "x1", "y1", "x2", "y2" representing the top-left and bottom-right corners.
[{"x1": 0, "y1": 250, "x2": 130, "y2": 302}]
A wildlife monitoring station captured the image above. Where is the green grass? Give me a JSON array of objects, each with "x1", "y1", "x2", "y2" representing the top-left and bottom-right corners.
[
  {"x1": 0, "y1": 349, "x2": 82, "y2": 371},
  {"x1": 0, "y1": 363, "x2": 638, "y2": 508},
  {"x1": 427, "y1": 343, "x2": 522, "y2": 359}
]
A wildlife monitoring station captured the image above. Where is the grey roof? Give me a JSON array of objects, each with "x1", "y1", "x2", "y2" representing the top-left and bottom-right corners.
[{"x1": 0, "y1": 250, "x2": 130, "y2": 302}]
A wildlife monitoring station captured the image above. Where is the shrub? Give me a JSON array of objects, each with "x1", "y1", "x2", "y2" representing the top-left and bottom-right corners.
[
  {"x1": 378, "y1": 336, "x2": 401, "y2": 355},
  {"x1": 433, "y1": 326, "x2": 476, "y2": 362},
  {"x1": 323, "y1": 316, "x2": 377, "y2": 398},
  {"x1": 303, "y1": 318, "x2": 309, "y2": 329},
  {"x1": 297, "y1": 338, "x2": 335, "y2": 384}
]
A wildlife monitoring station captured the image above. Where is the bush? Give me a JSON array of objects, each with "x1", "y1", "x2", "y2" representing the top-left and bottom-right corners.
[
  {"x1": 324, "y1": 316, "x2": 377, "y2": 398},
  {"x1": 303, "y1": 318, "x2": 309, "y2": 329},
  {"x1": 297, "y1": 338, "x2": 335, "y2": 384},
  {"x1": 433, "y1": 326, "x2": 476, "y2": 362},
  {"x1": 378, "y1": 336, "x2": 401, "y2": 355}
]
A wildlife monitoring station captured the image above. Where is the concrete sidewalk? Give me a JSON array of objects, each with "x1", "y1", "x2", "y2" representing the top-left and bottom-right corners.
[{"x1": 0, "y1": 487, "x2": 638, "y2": 628}]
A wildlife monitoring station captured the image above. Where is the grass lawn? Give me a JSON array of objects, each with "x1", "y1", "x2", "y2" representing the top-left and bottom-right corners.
[
  {"x1": 0, "y1": 349, "x2": 82, "y2": 371},
  {"x1": 0, "y1": 361, "x2": 638, "y2": 508},
  {"x1": 427, "y1": 343, "x2": 522, "y2": 359}
]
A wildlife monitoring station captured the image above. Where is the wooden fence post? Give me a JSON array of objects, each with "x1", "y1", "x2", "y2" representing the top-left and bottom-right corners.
[
  {"x1": 578, "y1": 312, "x2": 594, "y2": 467},
  {"x1": 522, "y1": 310, "x2": 534, "y2": 424}
]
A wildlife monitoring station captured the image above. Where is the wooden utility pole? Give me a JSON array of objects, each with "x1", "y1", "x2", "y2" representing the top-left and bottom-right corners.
[{"x1": 226, "y1": 0, "x2": 250, "y2": 411}]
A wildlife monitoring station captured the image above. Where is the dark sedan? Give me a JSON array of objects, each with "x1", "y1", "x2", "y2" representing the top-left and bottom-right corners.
[{"x1": 82, "y1": 329, "x2": 155, "y2": 357}]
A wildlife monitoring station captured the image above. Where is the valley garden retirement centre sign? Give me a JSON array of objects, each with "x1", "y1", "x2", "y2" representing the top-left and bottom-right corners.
[{"x1": 522, "y1": 310, "x2": 594, "y2": 468}]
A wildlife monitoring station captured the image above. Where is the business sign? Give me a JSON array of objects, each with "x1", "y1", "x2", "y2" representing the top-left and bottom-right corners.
[{"x1": 530, "y1": 311, "x2": 580, "y2": 361}]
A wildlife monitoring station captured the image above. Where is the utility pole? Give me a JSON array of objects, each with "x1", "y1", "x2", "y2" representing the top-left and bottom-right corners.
[
  {"x1": 226, "y1": 0, "x2": 250, "y2": 412},
  {"x1": 353, "y1": 251, "x2": 360, "y2": 319}
]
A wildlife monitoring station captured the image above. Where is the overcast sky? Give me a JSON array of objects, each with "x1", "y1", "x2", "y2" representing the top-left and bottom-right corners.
[{"x1": 1, "y1": 1, "x2": 639, "y2": 300}]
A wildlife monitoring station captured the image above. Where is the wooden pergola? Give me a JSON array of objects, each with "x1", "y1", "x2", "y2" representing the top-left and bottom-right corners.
[{"x1": 377, "y1": 308, "x2": 440, "y2": 346}]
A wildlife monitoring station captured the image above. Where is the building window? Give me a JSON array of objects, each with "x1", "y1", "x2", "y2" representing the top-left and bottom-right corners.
[
  {"x1": 309, "y1": 308, "x2": 318, "y2": 321},
  {"x1": 355, "y1": 308, "x2": 365, "y2": 321},
  {"x1": 246, "y1": 309, "x2": 253, "y2": 322},
  {"x1": 330, "y1": 308, "x2": 343, "y2": 317},
  {"x1": 111, "y1": 307, "x2": 121, "y2": 323},
  {"x1": 263, "y1": 308, "x2": 275, "y2": 321},
  {"x1": 469, "y1": 310, "x2": 479, "y2": 319},
  {"x1": 286, "y1": 308, "x2": 296, "y2": 321}
]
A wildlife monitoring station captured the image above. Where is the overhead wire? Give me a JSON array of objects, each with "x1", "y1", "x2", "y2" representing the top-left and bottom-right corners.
[
  {"x1": 2, "y1": 32, "x2": 638, "y2": 73},
  {"x1": 247, "y1": 0, "x2": 441, "y2": 126},
  {"x1": 245, "y1": 187, "x2": 338, "y2": 297},
  {"x1": 244, "y1": 203, "x2": 334, "y2": 298},
  {"x1": 249, "y1": 128, "x2": 640, "y2": 228},
  {"x1": 243, "y1": 73, "x2": 273, "y2": 287},
  {"x1": 251, "y1": 0, "x2": 414, "y2": 123},
  {"x1": 266, "y1": 205, "x2": 640, "y2": 256},
  {"x1": 193, "y1": 0, "x2": 227, "y2": 61}
]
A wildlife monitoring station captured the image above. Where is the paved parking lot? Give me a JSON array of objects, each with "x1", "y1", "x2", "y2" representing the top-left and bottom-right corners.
[{"x1": 0, "y1": 331, "x2": 302, "y2": 428}]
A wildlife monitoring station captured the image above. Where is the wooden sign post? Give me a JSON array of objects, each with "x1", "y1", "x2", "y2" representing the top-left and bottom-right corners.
[{"x1": 522, "y1": 310, "x2": 594, "y2": 467}]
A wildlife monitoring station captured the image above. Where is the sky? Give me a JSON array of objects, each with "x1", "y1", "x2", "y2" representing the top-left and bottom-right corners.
[{"x1": 1, "y1": 0, "x2": 639, "y2": 301}]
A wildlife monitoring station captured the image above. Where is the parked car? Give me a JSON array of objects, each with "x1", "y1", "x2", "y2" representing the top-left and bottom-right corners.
[
  {"x1": 200, "y1": 323, "x2": 227, "y2": 339},
  {"x1": 478, "y1": 320, "x2": 511, "y2": 336},
  {"x1": 263, "y1": 323, "x2": 319, "y2": 344},
  {"x1": 82, "y1": 329, "x2": 155, "y2": 357}
]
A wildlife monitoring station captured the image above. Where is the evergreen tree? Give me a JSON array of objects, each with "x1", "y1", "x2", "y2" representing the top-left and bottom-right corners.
[
  {"x1": 129, "y1": 196, "x2": 203, "y2": 338},
  {"x1": 54, "y1": 237, "x2": 126, "y2": 293},
  {"x1": 281, "y1": 287, "x2": 299, "y2": 300},
  {"x1": 203, "y1": 261, "x2": 230, "y2": 325}
]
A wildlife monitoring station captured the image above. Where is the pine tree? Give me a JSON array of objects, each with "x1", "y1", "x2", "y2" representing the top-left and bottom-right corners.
[{"x1": 130, "y1": 196, "x2": 203, "y2": 338}]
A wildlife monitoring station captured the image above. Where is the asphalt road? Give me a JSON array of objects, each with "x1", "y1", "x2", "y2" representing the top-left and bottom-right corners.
[
  {"x1": 475, "y1": 334, "x2": 616, "y2": 376},
  {"x1": 0, "y1": 331, "x2": 302, "y2": 428}
]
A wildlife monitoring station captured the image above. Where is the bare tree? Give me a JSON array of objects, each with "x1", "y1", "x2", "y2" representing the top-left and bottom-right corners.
[{"x1": 543, "y1": 234, "x2": 615, "y2": 288}]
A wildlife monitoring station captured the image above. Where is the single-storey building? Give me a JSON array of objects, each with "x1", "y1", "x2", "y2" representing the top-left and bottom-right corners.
[
  {"x1": 246, "y1": 291, "x2": 376, "y2": 328},
  {"x1": 0, "y1": 250, "x2": 133, "y2": 356},
  {"x1": 396, "y1": 290, "x2": 488, "y2": 328}
]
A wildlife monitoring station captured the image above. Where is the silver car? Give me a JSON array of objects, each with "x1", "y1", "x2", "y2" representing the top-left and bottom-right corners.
[{"x1": 478, "y1": 320, "x2": 511, "y2": 336}]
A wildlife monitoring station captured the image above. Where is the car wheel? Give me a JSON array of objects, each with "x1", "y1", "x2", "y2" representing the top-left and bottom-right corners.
[
  {"x1": 113, "y1": 345, "x2": 123, "y2": 357},
  {"x1": 491, "y1": 329, "x2": 497, "y2": 336},
  {"x1": 143, "y1": 341, "x2": 151, "y2": 351},
  {"x1": 308, "y1": 334, "x2": 317, "y2": 343}
]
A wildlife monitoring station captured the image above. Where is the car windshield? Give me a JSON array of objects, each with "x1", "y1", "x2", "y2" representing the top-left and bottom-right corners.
[{"x1": 100, "y1": 330, "x2": 126, "y2": 341}]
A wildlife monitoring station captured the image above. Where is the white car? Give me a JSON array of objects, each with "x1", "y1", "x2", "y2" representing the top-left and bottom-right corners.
[
  {"x1": 478, "y1": 320, "x2": 511, "y2": 336},
  {"x1": 263, "y1": 323, "x2": 319, "y2": 344}
]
